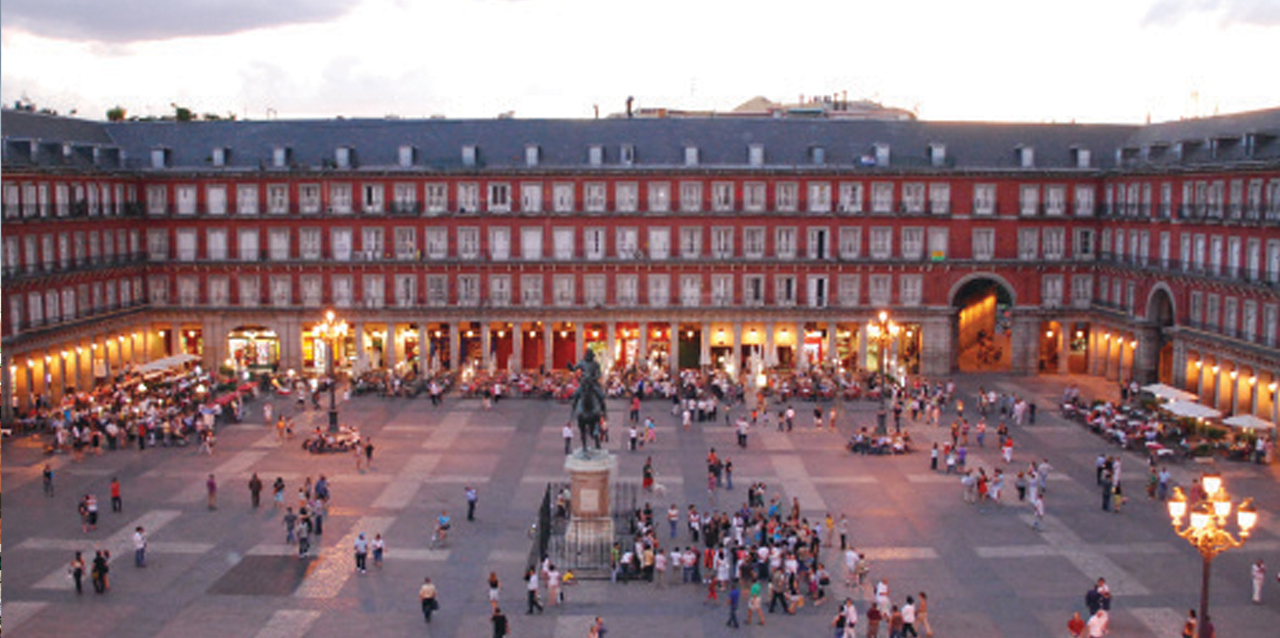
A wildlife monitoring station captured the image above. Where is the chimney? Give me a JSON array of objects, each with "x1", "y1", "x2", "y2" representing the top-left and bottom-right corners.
[{"x1": 626, "y1": 96, "x2": 634, "y2": 119}]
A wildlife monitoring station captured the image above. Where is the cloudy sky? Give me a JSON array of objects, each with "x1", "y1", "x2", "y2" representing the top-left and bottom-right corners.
[{"x1": 2, "y1": 0, "x2": 1277, "y2": 123}]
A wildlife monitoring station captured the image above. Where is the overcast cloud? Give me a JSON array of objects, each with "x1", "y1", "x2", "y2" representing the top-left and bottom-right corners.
[
  {"x1": 1144, "y1": 0, "x2": 1280, "y2": 26},
  {"x1": 0, "y1": 0, "x2": 362, "y2": 42}
]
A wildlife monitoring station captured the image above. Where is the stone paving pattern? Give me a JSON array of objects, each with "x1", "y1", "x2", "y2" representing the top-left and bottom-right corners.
[{"x1": 4, "y1": 373, "x2": 1280, "y2": 638}]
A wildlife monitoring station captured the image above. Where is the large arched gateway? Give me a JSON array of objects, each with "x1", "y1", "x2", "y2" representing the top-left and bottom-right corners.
[{"x1": 950, "y1": 275, "x2": 1017, "y2": 373}]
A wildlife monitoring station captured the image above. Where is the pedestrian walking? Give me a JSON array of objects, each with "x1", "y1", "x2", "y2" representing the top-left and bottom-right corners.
[
  {"x1": 466, "y1": 485, "x2": 479, "y2": 521},
  {"x1": 206, "y1": 473, "x2": 218, "y2": 510},
  {"x1": 297, "y1": 514, "x2": 312, "y2": 557},
  {"x1": 526, "y1": 565, "x2": 545, "y2": 614},
  {"x1": 272, "y1": 476, "x2": 286, "y2": 509},
  {"x1": 491, "y1": 607, "x2": 509, "y2": 638},
  {"x1": 364, "y1": 438, "x2": 375, "y2": 469},
  {"x1": 1180, "y1": 609, "x2": 1197, "y2": 638},
  {"x1": 43, "y1": 463, "x2": 55, "y2": 496},
  {"x1": 354, "y1": 532, "x2": 369, "y2": 573},
  {"x1": 726, "y1": 581, "x2": 741, "y2": 628},
  {"x1": 284, "y1": 507, "x2": 298, "y2": 543},
  {"x1": 589, "y1": 616, "x2": 607, "y2": 638},
  {"x1": 372, "y1": 533, "x2": 385, "y2": 568},
  {"x1": 69, "y1": 551, "x2": 85, "y2": 594},
  {"x1": 488, "y1": 571, "x2": 502, "y2": 612},
  {"x1": 248, "y1": 473, "x2": 263, "y2": 508},
  {"x1": 1068, "y1": 611, "x2": 1086, "y2": 638},
  {"x1": 91, "y1": 549, "x2": 110, "y2": 594},
  {"x1": 419, "y1": 577, "x2": 438, "y2": 623},
  {"x1": 133, "y1": 526, "x2": 147, "y2": 567},
  {"x1": 563, "y1": 422, "x2": 574, "y2": 454},
  {"x1": 110, "y1": 476, "x2": 123, "y2": 512},
  {"x1": 1252, "y1": 558, "x2": 1266, "y2": 603},
  {"x1": 917, "y1": 591, "x2": 933, "y2": 637},
  {"x1": 746, "y1": 578, "x2": 765, "y2": 625}
]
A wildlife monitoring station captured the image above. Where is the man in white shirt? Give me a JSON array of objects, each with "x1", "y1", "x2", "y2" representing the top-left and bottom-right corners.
[
  {"x1": 133, "y1": 526, "x2": 147, "y2": 567},
  {"x1": 901, "y1": 595, "x2": 918, "y2": 637},
  {"x1": 1253, "y1": 558, "x2": 1267, "y2": 603}
]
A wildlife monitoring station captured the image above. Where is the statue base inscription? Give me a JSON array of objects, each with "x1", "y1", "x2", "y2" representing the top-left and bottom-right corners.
[{"x1": 564, "y1": 451, "x2": 616, "y2": 544}]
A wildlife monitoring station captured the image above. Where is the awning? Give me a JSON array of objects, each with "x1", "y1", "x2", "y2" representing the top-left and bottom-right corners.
[
  {"x1": 1222, "y1": 414, "x2": 1276, "y2": 430},
  {"x1": 1141, "y1": 383, "x2": 1198, "y2": 403},
  {"x1": 1163, "y1": 401, "x2": 1223, "y2": 420},
  {"x1": 135, "y1": 354, "x2": 201, "y2": 375}
]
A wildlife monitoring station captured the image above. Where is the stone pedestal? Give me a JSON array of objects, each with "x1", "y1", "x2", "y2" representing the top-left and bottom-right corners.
[{"x1": 564, "y1": 451, "x2": 616, "y2": 543}]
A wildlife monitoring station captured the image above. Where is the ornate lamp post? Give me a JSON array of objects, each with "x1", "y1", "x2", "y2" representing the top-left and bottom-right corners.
[
  {"x1": 1167, "y1": 473, "x2": 1258, "y2": 638},
  {"x1": 315, "y1": 310, "x2": 349, "y2": 433},
  {"x1": 866, "y1": 310, "x2": 900, "y2": 392}
]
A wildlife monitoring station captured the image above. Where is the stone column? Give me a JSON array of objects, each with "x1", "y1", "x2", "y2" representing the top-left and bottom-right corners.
[
  {"x1": 2, "y1": 351, "x2": 13, "y2": 423},
  {"x1": 543, "y1": 323, "x2": 554, "y2": 371},
  {"x1": 857, "y1": 323, "x2": 869, "y2": 373},
  {"x1": 700, "y1": 322, "x2": 711, "y2": 368},
  {"x1": 605, "y1": 321, "x2": 616, "y2": 371},
  {"x1": 171, "y1": 321, "x2": 182, "y2": 357},
  {"x1": 1009, "y1": 315, "x2": 1038, "y2": 376},
  {"x1": 827, "y1": 323, "x2": 838, "y2": 368},
  {"x1": 796, "y1": 321, "x2": 806, "y2": 370},
  {"x1": 1057, "y1": 327, "x2": 1069, "y2": 374},
  {"x1": 1172, "y1": 341, "x2": 1187, "y2": 389},
  {"x1": 281, "y1": 319, "x2": 304, "y2": 373},
  {"x1": 354, "y1": 322, "x2": 368, "y2": 371},
  {"x1": 511, "y1": 324, "x2": 523, "y2": 372},
  {"x1": 669, "y1": 321, "x2": 679, "y2": 377},
  {"x1": 765, "y1": 322, "x2": 776, "y2": 368},
  {"x1": 450, "y1": 322, "x2": 462, "y2": 370},
  {"x1": 732, "y1": 322, "x2": 743, "y2": 380},
  {"x1": 1197, "y1": 359, "x2": 1208, "y2": 403},
  {"x1": 419, "y1": 324, "x2": 429, "y2": 372},
  {"x1": 1272, "y1": 373, "x2": 1279, "y2": 427},
  {"x1": 481, "y1": 323, "x2": 492, "y2": 370},
  {"x1": 637, "y1": 323, "x2": 648, "y2": 369},
  {"x1": 920, "y1": 317, "x2": 953, "y2": 378},
  {"x1": 384, "y1": 323, "x2": 398, "y2": 371},
  {"x1": 1229, "y1": 368, "x2": 1240, "y2": 416},
  {"x1": 575, "y1": 323, "x2": 584, "y2": 361}
]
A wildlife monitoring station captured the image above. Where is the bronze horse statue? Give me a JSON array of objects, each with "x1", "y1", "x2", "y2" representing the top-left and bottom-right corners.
[{"x1": 570, "y1": 349, "x2": 607, "y2": 454}]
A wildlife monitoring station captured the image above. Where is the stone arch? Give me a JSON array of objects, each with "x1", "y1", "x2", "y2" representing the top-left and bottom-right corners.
[
  {"x1": 1145, "y1": 283, "x2": 1176, "y2": 327},
  {"x1": 948, "y1": 272, "x2": 1018, "y2": 309}
]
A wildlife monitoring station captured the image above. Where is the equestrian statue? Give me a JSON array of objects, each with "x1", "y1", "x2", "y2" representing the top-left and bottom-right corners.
[{"x1": 569, "y1": 348, "x2": 607, "y2": 457}]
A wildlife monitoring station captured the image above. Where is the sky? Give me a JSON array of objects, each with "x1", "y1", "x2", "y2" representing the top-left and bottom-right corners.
[{"x1": 1, "y1": 0, "x2": 1278, "y2": 124}]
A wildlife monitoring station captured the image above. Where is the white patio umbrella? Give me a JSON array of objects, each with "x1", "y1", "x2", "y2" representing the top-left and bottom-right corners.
[
  {"x1": 1163, "y1": 401, "x2": 1223, "y2": 419},
  {"x1": 1221, "y1": 414, "x2": 1276, "y2": 430},
  {"x1": 1140, "y1": 383, "x2": 1197, "y2": 403}
]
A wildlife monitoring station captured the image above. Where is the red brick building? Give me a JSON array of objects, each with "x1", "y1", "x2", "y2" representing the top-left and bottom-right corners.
[{"x1": 3, "y1": 108, "x2": 1279, "y2": 425}]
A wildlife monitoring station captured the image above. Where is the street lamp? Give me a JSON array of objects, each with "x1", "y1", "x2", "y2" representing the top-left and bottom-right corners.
[
  {"x1": 1167, "y1": 473, "x2": 1258, "y2": 638},
  {"x1": 866, "y1": 310, "x2": 900, "y2": 392},
  {"x1": 315, "y1": 310, "x2": 349, "y2": 432}
]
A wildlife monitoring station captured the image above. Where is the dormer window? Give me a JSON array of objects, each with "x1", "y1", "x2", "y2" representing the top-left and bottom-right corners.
[
  {"x1": 398, "y1": 145, "x2": 415, "y2": 168},
  {"x1": 620, "y1": 144, "x2": 635, "y2": 166},
  {"x1": 525, "y1": 145, "x2": 540, "y2": 167},
  {"x1": 684, "y1": 146, "x2": 699, "y2": 167},
  {"x1": 929, "y1": 143, "x2": 946, "y2": 167},
  {"x1": 1018, "y1": 146, "x2": 1035, "y2": 168},
  {"x1": 212, "y1": 147, "x2": 229, "y2": 167},
  {"x1": 748, "y1": 144, "x2": 764, "y2": 167},
  {"x1": 810, "y1": 146, "x2": 826, "y2": 166},
  {"x1": 335, "y1": 146, "x2": 353, "y2": 169},
  {"x1": 873, "y1": 143, "x2": 890, "y2": 167},
  {"x1": 272, "y1": 146, "x2": 291, "y2": 168},
  {"x1": 1072, "y1": 147, "x2": 1091, "y2": 169},
  {"x1": 150, "y1": 147, "x2": 170, "y2": 169},
  {"x1": 462, "y1": 145, "x2": 478, "y2": 167},
  {"x1": 588, "y1": 145, "x2": 604, "y2": 166}
]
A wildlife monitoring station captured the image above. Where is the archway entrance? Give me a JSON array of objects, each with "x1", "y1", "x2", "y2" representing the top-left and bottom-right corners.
[
  {"x1": 1148, "y1": 288, "x2": 1176, "y2": 384},
  {"x1": 952, "y1": 277, "x2": 1014, "y2": 372}
]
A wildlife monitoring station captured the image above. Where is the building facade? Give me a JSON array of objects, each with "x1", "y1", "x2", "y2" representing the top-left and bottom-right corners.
[{"x1": 3, "y1": 108, "x2": 1280, "y2": 425}]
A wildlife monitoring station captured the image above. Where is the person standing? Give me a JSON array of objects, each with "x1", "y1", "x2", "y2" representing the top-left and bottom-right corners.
[
  {"x1": 69, "y1": 551, "x2": 86, "y2": 594},
  {"x1": 43, "y1": 463, "x2": 55, "y2": 497},
  {"x1": 491, "y1": 607, "x2": 509, "y2": 638},
  {"x1": 248, "y1": 473, "x2": 263, "y2": 508},
  {"x1": 354, "y1": 532, "x2": 369, "y2": 574},
  {"x1": 547, "y1": 563, "x2": 562, "y2": 606},
  {"x1": 284, "y1": 507, "x2": 299, "y2": 543},
  {"x1": 466, "y1": 485, "x2": 479, "y2": 522},
  {"x1": 1179, "y1": 609, "x2": 1197, "y2": 638},
  {"x1": 1085, "y1": 610, "x2": 1108, "y2": 638},
  {"x1": 746, "y1": 578, "x2": 765, "y2": 625},
  {"x1": 419, "y1": 577, "x2": 438, "y2": 623},
  {"x1": 901, "y1": 595, "x2": 918, "y2": 637},
  {"x1": 589, "y1": 616, "x2": 607, "y2": 638},
  {"x1": 133, "y1": 526, "x2": 147, "y2": 567},
  {"x1": 363, "y1": 438, "x2": 375, "y2": 469},
  {"x1": 206, "y1": 474, "x2": 218, "y2": 510},
  {"x1": 91, "y1": 550, "x2": 110, "y2": 594},
  {"x1": 1031, "y1": 492, "x2": 1045, "y2": 532},
  {"x1": 726, "y1": 580, "x2": 741, "y2": 628},
  {"x1": 272, "y1": 476, "x2": 286, "y2": 509},
  {"x1": 110, "y1": 477, "x2": 123, "y2": 512},
  {"x1": 1252, "y1": 558, "x2": 1266, "y2": 603},
  {"x1": 563, "y1": 422, "x2": 574, "y2": 455}
]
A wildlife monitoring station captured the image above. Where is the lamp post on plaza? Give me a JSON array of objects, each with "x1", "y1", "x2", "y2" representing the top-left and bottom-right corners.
[
  {"x1": 1167, "y1": 473, "x2": 1258, "y2": 638},
  {"x1": 315, "y1": 310, "x2": 348, "y2": 433},
  {"x1": 866, "y1": 310, "x2": 899, "y2": 393}
]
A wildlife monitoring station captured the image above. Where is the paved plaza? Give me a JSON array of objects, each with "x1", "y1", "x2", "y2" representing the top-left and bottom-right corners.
[{"x1": 4, "y1": 373, "x2": 1280, "y2": 638}]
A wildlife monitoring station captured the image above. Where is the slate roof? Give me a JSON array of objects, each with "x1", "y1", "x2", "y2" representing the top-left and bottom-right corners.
[{"x1": 4, "y1": 106, "x2": 1279, "y2": 173}]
